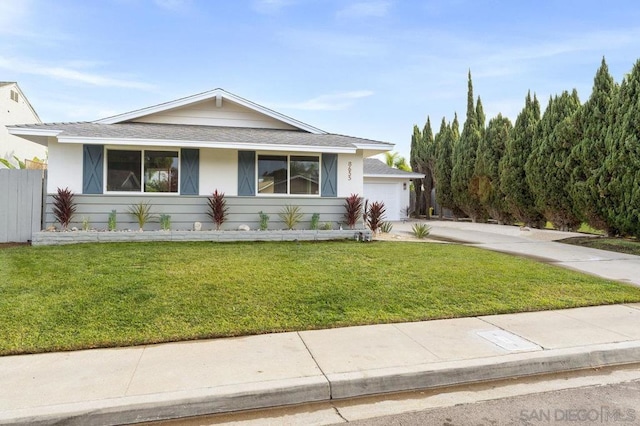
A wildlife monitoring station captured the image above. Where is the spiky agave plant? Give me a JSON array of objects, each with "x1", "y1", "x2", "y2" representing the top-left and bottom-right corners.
[
  {"x1": 343, "y1": 193, "x2": 363, "y2": 229},
  {"x1": 207, "y1": 190, "x2": 228, "y2": 230},
  {"x1": 52, "y1": 187, "x2": 77, "y2": 230}
]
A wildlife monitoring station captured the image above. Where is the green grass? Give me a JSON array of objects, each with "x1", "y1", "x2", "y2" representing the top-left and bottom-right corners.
[
  {"x1": 2, "y1": 241, "x2": 640, "y2": 355},
  {"x1": 560, "y1": 236, "x2": 640, "y2": 256}
]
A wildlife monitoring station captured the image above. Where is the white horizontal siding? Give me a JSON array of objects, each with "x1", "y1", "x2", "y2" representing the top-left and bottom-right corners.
[
  {"x1": 44, "y1": 194, "x2": 349, "y2": 231},
  {"x1": 131, "y1": 98, "x2": 299, "y2": 130}
]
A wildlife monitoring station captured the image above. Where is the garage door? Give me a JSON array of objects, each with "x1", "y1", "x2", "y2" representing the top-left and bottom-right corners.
[{"x1": 363, "y1": 183, "x2": 401, "y2": 221}]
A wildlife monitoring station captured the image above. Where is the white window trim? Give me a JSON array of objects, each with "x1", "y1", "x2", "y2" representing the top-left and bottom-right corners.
[
  {"x1": 255, "y1": 153, "x2": 322, "y2": 197},
  {"x1": 104, "y1": 146, "x2": 181, "y2": 195}
]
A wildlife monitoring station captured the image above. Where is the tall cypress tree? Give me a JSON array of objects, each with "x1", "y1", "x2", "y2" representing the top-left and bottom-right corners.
[
  {"x1": 499, "y1": 92, "x2": 544, "y2": 227},
  {"x1": 451, "y1": 71, "x2": 486, "y2": 221},
  {"x1": 569, "y1": 58, "x2": 618, "y2": 235},
  {"x1": 601, "y1": 59, "x2": 640, "y2": 237},
  {"x1": 434, "y1": 118, "x2": 455, "y2": 217},
  {"x1": 421, "y1": 117, "x2": 435, "y2": 216},
  {"x1": 525, "y1": 90, "x2": 582, "y2": 231},
  {"x1": 410, "y1": 124, "x2": 425, "y2": 216},
  {"x1": 476, "y1": 114, "x2": 513, "y2": 224}
]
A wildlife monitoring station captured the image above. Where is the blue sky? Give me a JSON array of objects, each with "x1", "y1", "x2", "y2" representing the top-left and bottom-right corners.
[{"x1": 2, "y1": 0, "x2": 640, "y2": 159}]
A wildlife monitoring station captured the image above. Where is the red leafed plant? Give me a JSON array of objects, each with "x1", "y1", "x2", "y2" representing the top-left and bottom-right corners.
[
  {"x1": 366, "y1": 201, "x2": 386, "y2": 234},
  {"x1": 343, "y1": 193, "x2": 363, "y2": 229},
  {"x1": 207, "y1": 190, "x2": 228, "y2": 230},
  {"x1": 52, "y1": 187, "x2": 77, "y2": 230}
]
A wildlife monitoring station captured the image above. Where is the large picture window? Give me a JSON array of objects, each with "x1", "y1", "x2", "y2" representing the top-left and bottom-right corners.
[
  {"x1": 107, "y1": 149, "x2": 179, "y2": 193},
  {"x1": 257, "y1": 154, "x2": 319, "y2": 195}
]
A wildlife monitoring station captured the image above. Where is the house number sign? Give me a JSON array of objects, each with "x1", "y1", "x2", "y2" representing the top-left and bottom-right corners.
[{"x1": 348, "y1": 161, "x2": 352, "y2": 181}]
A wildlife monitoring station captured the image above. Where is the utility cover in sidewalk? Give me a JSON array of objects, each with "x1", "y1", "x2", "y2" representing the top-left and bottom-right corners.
[{"x1": 476, "y1": 330, "x2": 541, "y2": 352}]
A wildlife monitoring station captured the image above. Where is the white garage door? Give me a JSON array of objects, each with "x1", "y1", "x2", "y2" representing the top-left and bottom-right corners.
[{"x1": 363, "y1": 182, "x2": 402, "y2": 221}]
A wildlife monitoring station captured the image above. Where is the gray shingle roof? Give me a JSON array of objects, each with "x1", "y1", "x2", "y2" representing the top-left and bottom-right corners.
[
  {"x1": 9, "y1": 122, "x2": 393, "y2": 150},
  {"x1": 363, "y1": 158, "x2": 424, "y2": 178}
]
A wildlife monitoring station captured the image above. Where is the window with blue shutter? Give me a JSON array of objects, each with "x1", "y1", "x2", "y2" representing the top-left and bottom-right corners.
[
  {"x1": 321, "y1": 153, "x2": 337, "y2": 197},
  {"x1": 237, "y1": 151, "x2": 256, "y2": 196},
  {"x1": 83, "y1": 144, "x2": 104, "y2": 194},
  {"x1": 180, "y1": 148, "x2": 199, "y2": 195}
]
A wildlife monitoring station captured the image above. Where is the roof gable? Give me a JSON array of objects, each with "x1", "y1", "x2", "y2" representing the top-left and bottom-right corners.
[{"x1": 95, "y1": 88, "x2": 326, "y2": 134}]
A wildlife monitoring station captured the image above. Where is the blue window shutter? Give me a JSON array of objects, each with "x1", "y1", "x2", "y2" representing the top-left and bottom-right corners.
[
  {"x1": 83, "y1": 144, "x2": 103, "y2": 194},
  {"x1": 237, "y1": 151, "x2": 256, "y2": 196},
  {"x1": 321, "y1": 153, "x2": 338, "y2": 197},
  {"x1": 180, "y1": 148, "x2": 199, "y2": 195}
]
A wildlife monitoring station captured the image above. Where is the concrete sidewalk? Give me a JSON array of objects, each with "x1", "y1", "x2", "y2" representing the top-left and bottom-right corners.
[
  {"x1": 390, "y1": 220, "x2": 640, "y2": 287},
  {"x1": 2, "y1": 304, "x2": 640, "y2": 425}
]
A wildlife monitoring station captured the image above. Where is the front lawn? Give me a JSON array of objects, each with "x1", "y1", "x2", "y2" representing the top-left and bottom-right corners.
[{"x1": 2, "y1": 241, "x2": 639, "y2": 355}]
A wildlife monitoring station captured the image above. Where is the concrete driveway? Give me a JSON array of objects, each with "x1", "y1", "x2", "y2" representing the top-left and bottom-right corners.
[{"x1": 387, "y1": 220, "x2": 640, "y2": 287}]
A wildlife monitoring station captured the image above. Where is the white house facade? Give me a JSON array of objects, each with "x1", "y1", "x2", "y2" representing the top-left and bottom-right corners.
[
  {"x1": 0, "y1": 82, "x2": 46, "y2": 167},
  {"x1": 9, "y1": 89, "x2": 395, "y2": 230}
]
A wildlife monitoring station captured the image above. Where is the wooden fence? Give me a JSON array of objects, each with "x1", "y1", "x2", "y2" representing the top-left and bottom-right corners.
[{"x1": 0, "y1": 169, "x2": 45, "y2": 243}]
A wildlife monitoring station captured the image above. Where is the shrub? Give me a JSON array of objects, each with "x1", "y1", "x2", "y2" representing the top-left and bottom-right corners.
[
  {"x1": 258, "y1": 211, "x2": 270, "y2": 231},
  {"x1": 52, "y1": 187, "x2": 76, "y2": 230},
  {"x1": 344, "y1": 194, "x2": 363, "y2": 229},
  {"x1": 128, "y1": 201, "x2": 153, "y2": 231},
  {"x1": 310, "y1": 213, "x2": 320, "y2": 230},
  {"x1": 81, "y1": 216, "x2": 90, "y2": 231},
  {"x1": 366, "y1": 201, "x2": 386, "y2": 234},
  {"x1": 279, "y1": 205, "x2": 303, "y2": 230},
  {"x1": 321, "y1": 222, "x2": 333, "y2": 230},
  {"x1": 207, "y1": 190, "x2": 228, "y2": 231},
  {"x1": 160, "y1": 214, "x2": 171, "y2": 231},
  {"x1": 108, "y1": 210, "x2": 117, "y2": 231},
  {"x1": 412, "y1": 223, "x2": 431, "y2": 239},
  {"x1": 380, "y1": 221, "x2": 393, "y2": 233}
]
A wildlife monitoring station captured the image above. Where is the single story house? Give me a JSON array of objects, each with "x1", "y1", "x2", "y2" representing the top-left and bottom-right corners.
[{"x1": 9, "y1": 89, "x2": 416, "y2": 230}]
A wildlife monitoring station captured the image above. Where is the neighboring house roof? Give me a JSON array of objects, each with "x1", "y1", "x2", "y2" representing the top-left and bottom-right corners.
[
  {"x1": 8, "y1": 122, "x2": 393, "y2": 154},
  {"x1": 363, "y1": 158, "x2": 424, "y2": 178},
  {"x1": 95, "y1": 88, "x2": 326, "y2": 134}
]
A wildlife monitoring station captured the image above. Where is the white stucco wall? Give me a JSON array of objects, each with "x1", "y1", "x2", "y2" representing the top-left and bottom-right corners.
[
  {"x1": 337, "y1": 153, "x2": 363, "y2": 197},
  {"x1": 0, "y1": 83, "x2": 46, "y2": 166},
  {"x1": 47, "y1": 140, "x2": 83, "y2": 193},
  {"x1": 46, "y1": 143, "x2": 368, "y2": 200}
]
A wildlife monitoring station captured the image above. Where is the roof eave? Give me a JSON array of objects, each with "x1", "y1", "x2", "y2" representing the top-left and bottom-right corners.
[{"x1": 56, "y1": 136, "x2": 357, "y2": 154}]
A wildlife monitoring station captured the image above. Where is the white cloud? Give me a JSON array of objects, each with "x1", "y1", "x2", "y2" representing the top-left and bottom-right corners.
[
  {"x1": 0, "y1": 56, "x2": 156, "y2": 90},
  {"x1": 275, "y1": 90, "x2": 374, "y2": 111},
  {"x1": 336, "y1": 1, "x2": 392, "y2": 19}
]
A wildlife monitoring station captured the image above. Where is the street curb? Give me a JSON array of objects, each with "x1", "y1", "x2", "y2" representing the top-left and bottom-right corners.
[
  {"x1": 328, "y1": 341, "x2": 640, "y2": 399},
  {"x1": 0, "y1": 376, "x2": 330, "y2": 426},
  {"x1": 3, "y1": 341, "x2": 640, "y2": 425}
]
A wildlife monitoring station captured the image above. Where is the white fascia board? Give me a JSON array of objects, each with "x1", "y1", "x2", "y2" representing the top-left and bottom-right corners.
[
  {"x1": 94, "y1": 88, "x2": 327, "y2": 134},
  {"x1": 354, "y1": 142, "x2": 394, "y2": 151},
  {"x1": 57, "y1": 136, "x2": 356, "y2": 154},
  {"x1": 364, "y1": 173, "x2": 425, "y2": 179},
  {"x1": 7, "y1": 127, "x2": 62, "y2": 137}
]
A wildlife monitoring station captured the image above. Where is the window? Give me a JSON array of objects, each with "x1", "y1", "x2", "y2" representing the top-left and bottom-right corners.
[
  {"x1": 257, "y1": 154, "x2": 319, "y2": 195},
  {"x1": 107, "y1": 149, "x2": 179, "y2": 193},
  {"x1": 10, "y1": 90, "x2": 19, "y2": 102}
]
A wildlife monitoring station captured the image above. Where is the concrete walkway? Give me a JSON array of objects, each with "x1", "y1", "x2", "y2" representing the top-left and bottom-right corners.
[{"x1": 3, "y1": 222, "x2": 640, "y2": 425}]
